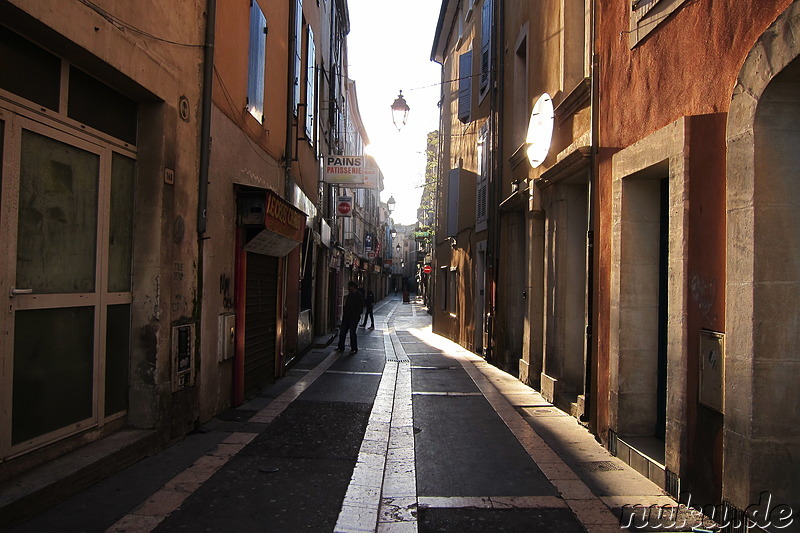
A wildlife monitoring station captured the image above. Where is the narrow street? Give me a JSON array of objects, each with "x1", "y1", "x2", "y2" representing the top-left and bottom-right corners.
[{"x1": 6, "y1": 296, "x2": 673, "y2": 533}]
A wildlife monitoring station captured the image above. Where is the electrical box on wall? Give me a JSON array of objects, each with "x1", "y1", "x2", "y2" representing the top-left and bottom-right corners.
[
  {"x1": 172, "y1": 324, "x2": 196, "y2": 392},
  {"x1": 218, "y1": 313, "x2": 235, "y2": 362},
  {"x1": 699, "y1": 329, "x2": 724, "y2": 413}
]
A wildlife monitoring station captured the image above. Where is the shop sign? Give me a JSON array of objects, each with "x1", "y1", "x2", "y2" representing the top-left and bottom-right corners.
[
  {"x1": 265, "y1": 189, "x2": 305, "y2": 242},
  {"x1": 324, "y1": 155, "x2": 365, "y2": 184}
]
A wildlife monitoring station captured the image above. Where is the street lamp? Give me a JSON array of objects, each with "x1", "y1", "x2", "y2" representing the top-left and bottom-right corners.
[
  {"x1": 387, "y1": 195, "x2": 396, "y2": 214},
  {"x1": 391, "y1": 92, "x2": 410, "y2": 131},
  {"x1": 390, "y1": 228, "x2": 397, "y2": 240},
  {"x1": 396, "y1": 244, "x2": 401, "y2": 253}
]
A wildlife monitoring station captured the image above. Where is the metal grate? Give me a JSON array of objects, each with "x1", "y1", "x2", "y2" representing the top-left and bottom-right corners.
[{"x1": 581, "y1": 460, "x2": 624, "y2": 472}]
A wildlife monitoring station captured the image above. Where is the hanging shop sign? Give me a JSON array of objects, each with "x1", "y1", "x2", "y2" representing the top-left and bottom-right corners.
[
  {"x1": 324, "y1": 156, "x2": 365, "y2": 184},
  {"x1": 323, "y1": 155, "x2": 381, "y2": 189},
  {"x1": 243, "y1": 189, "x2": 306, "y2": 257},
  {"x1": 320, "y1": 218, "x2": 331, "y2": 248},
  {"x1": 336, "y1": 196, "x2": 353, "y2": 217},
  {"x1": 361, "y1": 156, "x2": 381, "y2": 190}
]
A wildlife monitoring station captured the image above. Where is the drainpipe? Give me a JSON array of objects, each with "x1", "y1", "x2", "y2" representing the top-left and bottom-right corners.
[
  {"x1": 486, "y1": 0, "x2": 505, "y2": 363},
  {"x1": 585, "y1": 0, "x2": 599, "y2": 430},
  {"x1": 198, "y1": 0, "x2": 216, "y2": 236}
]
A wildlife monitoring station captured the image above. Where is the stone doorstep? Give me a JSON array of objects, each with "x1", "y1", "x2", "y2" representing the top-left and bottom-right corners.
[{"x1": 0, "y1": 428, "x2": 159, "y2": 529}]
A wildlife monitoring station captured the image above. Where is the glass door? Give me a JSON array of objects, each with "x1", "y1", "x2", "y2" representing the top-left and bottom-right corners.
[{"x1": 0, "y1": 108, "x2": 134, "y2": 459}]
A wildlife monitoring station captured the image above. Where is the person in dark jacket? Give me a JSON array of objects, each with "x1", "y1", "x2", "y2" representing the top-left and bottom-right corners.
[
  {"x1": 360, "y1": 289, "x2": 375, "y2": 329},
  {"x1": 337, "y1": 281, "x2": 365, "y2": 353}
]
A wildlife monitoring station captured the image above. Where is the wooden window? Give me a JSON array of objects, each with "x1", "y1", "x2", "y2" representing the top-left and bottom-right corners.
[
  {"x1": 476, "y1": 123, "x2": 488, "y2": 232},
  {"x1": 293, "y1": 0, "x2": 303, "y2": 115},
  {"x1": 305, "y1": 26, "x2": 316, "y2": 142},
  {"x1": 247, "y1": 1, "x2": 267, "y2": 123},
  {"x1": 458, "y1": 51, "x2": 472, "y2": 124},
  {"x1": 447, "y1": 168, "x2": 460, "y2": 238},
  {"x1": 479, "y1": 0, "x2": 493, "y2": 99}
]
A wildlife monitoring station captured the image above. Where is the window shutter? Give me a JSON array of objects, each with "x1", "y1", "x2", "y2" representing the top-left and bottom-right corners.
[
  {"x1": 458, "y1": 51, "x2": 472, "y2": 124},
  {"x1": 480, "y1": 0, "x2": 492, "y2": 93},
  {"x1": 633, "y1": 0, "x2": 663, "y2": 22},
  {"x1": 476, "y1": 122, "x2": 488, "y2": 232},
  {"x1": 247, "y1": 2, "x2": 267, "y2": 123},
  {"x1": 447, "y1": 168, "x2": 460, "y2": 237},
  {"x1": 293, "y1": 0, "x2": 303, "y2": 115},
  {"x1": 305, "y1": 26, "x2": 315, "y2": 140}
]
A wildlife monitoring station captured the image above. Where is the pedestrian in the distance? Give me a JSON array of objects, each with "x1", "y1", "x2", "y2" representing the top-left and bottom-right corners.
[
  {"x1": 361, "y1": 289, "x2": 375, "y2": 329},
  {"x1": 337, "y1": 281, "x2": 365, "y2": 354}
]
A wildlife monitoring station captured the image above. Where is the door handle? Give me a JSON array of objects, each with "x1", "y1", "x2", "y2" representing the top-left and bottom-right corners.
[{"x1": 10, "y1": 288, "x2": 33, "y2": 296}]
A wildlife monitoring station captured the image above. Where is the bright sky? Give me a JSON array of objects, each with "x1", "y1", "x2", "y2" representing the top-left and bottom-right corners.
[{"x1": 347, "y1": 0, "x2": 443, "y2": 225}]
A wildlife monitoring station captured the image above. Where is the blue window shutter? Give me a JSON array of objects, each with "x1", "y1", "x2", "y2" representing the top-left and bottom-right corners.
[
  {"x1": 293, "y1": 0, "x2": 303, "y2": 115},
  {"x1": 305, "y1": 26, "x2": 315, "y2": 140},
  {"x1": 458, "y1": 51, "x2": 472, "y2": 123},
  {"x1": 480, "y1": 0, "x2": 492, "y2": 93},
  {"x1": 247, "y1": 1, "x2": 266, "y2": 123}
]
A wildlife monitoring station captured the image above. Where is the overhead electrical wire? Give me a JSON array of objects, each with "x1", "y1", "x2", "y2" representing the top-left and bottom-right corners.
[{"x1": 75, "y1": 0, "x2": 205, "y2": 48}]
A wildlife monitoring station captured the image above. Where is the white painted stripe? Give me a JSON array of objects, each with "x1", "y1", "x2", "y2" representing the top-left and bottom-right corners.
[
  {"x1": 412, "y1": 391, "x2": 483, "y2": 397},
  {"x1": 326, "y1": 370, "x2": 384, "y2": 376},
  {"x1": 335, "y1": 300, "x2": 418, "y2": 533},
  {"x1": 417, "y1": 496, "x2": 568, "y2": 509}
]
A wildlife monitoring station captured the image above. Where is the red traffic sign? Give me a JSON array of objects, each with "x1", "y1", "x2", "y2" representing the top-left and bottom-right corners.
[
  {"x1": 337, "y1": 201, "x2": 351, "y2": 215},
  {"x1": 423, "y1": 265, "x2": 432, "y2": 274}
]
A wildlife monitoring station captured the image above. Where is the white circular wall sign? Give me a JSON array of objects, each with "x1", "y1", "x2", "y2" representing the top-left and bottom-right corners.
[{"x1": 526, "y1": 93, "x2": 554, "y2": 168}]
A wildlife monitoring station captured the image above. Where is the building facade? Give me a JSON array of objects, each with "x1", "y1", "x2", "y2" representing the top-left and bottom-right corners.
[
  {"x1": 432, "y1": 0, "x2": 800, "y2": 517},
  {"x1": 596, "y1": 0, "x2": 800, "y2": 515},
  {"x1": 431, "y1": 0, "x2": 593, "y2": 415},
  {"x1": 0, "y1": 0, "x2": 387, "y2": 488}
]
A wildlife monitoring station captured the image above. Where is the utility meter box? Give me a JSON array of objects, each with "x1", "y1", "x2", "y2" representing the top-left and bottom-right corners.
[
  {"x1": 172, "y1": 324, "x2": 195, "y2": 392},
  {"x1": 699, "y1": 330, "x2": 724, "y2": 413},
  {"x1": 218, "y1": 313, "x2": 235, "y2": 362}
]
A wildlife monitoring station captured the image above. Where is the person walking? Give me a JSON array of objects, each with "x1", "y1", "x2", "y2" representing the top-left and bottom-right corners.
[
  {"x1": 361, "y1": 289, "x2": 375, "y2": 329},
  {"x1": 337, "y1": 281, "x2": 365, "y2": 354}
]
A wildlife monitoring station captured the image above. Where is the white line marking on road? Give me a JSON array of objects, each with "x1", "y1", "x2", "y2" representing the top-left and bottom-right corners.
[{"x1": 335, "y1": 300, "x2": 418, "y2": 533}]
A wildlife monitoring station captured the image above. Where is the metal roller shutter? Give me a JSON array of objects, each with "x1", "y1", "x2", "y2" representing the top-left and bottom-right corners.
[{"x1": 244, "y1": 252, "x2": 279, "y2": 398}]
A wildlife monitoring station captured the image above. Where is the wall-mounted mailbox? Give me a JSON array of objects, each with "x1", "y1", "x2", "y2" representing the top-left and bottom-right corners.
[{"x1": 699, "y1": 329, "x2": 724, "y2": 413}]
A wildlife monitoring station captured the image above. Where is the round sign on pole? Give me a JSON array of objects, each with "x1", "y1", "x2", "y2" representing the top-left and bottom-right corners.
[
  {"x1": 337, "y1": 201, "x2": 351, "y2": 216},
  {"x1": 423, "y1": 265, "x2": 432, "y2": 274}
]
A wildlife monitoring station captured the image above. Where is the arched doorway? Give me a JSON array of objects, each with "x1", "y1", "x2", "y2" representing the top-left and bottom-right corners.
[{"x1": 725, "y1": 1, "x2": 800, "y2": 514}]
